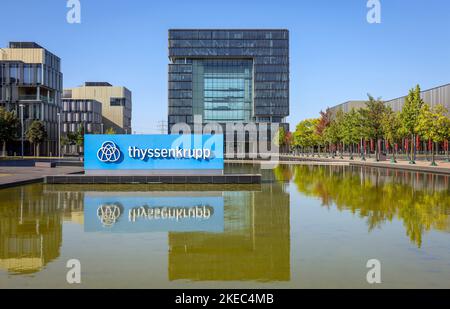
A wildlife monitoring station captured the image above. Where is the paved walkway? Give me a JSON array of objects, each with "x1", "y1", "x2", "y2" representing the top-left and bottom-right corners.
[
  {"x1": 226, "y1": 159, "x2": 349, "y2": 166},
  {"x1": 279, "y1": 155, "x2": 450, "y2": 175},
  {"x1": 226, "y1": 156, "x2": 450, "y2": 175},
  {"x1": 0, "y1": 166, "x2": 84, "y2": 189}
]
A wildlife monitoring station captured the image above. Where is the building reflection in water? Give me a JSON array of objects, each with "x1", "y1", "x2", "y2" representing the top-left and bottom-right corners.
[
  {"x1": 0, "y1": 185, "x2": 63, "y2": 274},
  {"x1": 0, "y1": 182, "x2": 291, "y2": 283},
  {"x1": 0, "y1": 185, "x2": 88, "y2": 275},
  {"x1": 286, "y1": 164, "x2": 450, "y2": 247},
  {"x1": 168, "y1": 181, "x2": 291, "y2": 282}
]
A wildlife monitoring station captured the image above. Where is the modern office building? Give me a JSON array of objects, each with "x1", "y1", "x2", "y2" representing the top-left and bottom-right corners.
[
  {"x1": 61, "y1": 98, "x2": 102, "y2": 134},
  {"x1": 328, "y1": 100, "x2": 366, "y2": 117},
  {"x1": 168, "y1": 29, "x2": 290, "y2": 152},
  {"x1": 385, "y1": 83, "x2": 450, "y2": 112},
  {"x1": 64, "y1": 82, "x2": 132, "y2": 134},
  {"x1": 0, "y1": 42, "x2": 63, "y2": 156},
  {"x1": 328, "y1": 83, "x2": 450, "y2": 115},
  {"x1": 61, "y1": 98, "x2": 102, "y2": 154}
]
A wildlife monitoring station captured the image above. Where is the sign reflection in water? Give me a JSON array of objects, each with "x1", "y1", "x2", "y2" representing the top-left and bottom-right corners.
[{"x1": 84, "y1": 193, "x2": 224, "y2": 233}]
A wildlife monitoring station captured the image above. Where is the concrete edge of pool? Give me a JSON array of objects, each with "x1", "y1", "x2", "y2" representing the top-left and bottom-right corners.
[{"x1": 44, "y1": 174, "x2": 262, "y2": 185}]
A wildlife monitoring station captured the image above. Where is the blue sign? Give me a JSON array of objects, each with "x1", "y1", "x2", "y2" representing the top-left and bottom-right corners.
[
  {"x1": 84, "y1": 193, "x2": 224, "y2": 233},
  {"x1": 84, "y1": 134, "x2": 224, "y2": 172}
]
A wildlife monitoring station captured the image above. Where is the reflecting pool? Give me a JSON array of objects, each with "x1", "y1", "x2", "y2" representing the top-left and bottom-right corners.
[{"x1": 0, "y1": 164, "x2": 449, "y2": 288}]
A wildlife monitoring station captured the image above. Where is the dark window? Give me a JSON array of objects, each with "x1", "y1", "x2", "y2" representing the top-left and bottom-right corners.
[{"x1": 110, "y1": 97, "x2": 126, "y2": 106}]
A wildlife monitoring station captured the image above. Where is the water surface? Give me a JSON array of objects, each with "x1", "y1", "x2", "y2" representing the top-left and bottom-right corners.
[{"x1": 0, "y1": 164, "x2": 449, "y2": 288}]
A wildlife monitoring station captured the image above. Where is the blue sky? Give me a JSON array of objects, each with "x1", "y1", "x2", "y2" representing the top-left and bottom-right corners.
[{"x1": 1, "y1": 0, "x2": 449, "y2": 133}]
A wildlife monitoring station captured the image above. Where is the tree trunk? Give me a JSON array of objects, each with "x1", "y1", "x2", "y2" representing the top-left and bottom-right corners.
[
  {"x1": 375, "y1": 139, "x2": 379, "y2": 161},
  {"x1": 431, "y1": 142, "x2": 437, "y2": 166},
  {"x1": 410, "y1": 134, "x2": 415, "y2": 164},
  {"x1": 445, "y1": 140, "x2": 450, "y2": 162},
  {"x1": 394, "y1": 144, "x2": 397, "y2": 162},
  {"x1": 2, "y1": 142, "x2": 6, "y2": 157}
]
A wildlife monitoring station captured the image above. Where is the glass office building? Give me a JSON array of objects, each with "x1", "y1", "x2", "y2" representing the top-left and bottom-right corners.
[
  {"x1": 0, "y1": 42, "x2": 63, "y2": 156},
  {"x1": 168, "y1": 29, "x2": 290, "y2": 151}
]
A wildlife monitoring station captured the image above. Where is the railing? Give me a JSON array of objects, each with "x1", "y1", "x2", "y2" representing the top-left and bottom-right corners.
[
  {"x1": 18, "y1": 95, "x2": 38, "y2": 101},
  {"x1": 40, "y1": 95, "x2": 54, "y2": 104},
  {"x1": 18, "y1": 95, "x2": 54, "y2": 104}
]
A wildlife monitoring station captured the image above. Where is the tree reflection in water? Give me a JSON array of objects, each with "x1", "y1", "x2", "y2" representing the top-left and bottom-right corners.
[{"x1": 274, "y1": 164, "x2": 450, "y2": 247}]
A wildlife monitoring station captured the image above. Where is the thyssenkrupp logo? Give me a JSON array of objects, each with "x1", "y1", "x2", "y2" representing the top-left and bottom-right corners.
[{"x1": 97, "y1": 141, "x2": 121, "y2": 163}]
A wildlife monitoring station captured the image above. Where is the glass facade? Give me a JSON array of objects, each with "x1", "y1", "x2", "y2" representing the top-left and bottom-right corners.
[
  {"x1": 193, "y1": 59, "x2": 253, "y2": 122},
  {"x1": 0, "y1": 62, "x2": 60, "y2": 91},
  {"x1": 62, "y1": 99, "x2": 102, "y2": 134},
  {"x1": 0, "y1": 43, "x2": 63, "y2": 156},
  {"x1": 168, "y1": 29, "x2": 289, "y2": 129}
]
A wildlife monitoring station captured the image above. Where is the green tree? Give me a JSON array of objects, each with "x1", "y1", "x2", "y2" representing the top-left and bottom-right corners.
[
  {"x1": 105, "y1": 127, "x2": 117, "y2": 135},
  {"x1": 381, "y1": 107, "x2": 402, "y2": 163},
  {"x1": 293, "y1": 118, "x2": 319, "y2": 156},
  {"x1": 333, "y1": 109, "x2": 346, "y2": 158},
  {"x1": 416, "y1": 104, "x2": 450, "y2": 166},
  {"x1": 274, "y1": 127, "x2": 287, "y2": 153},
  {"x1": 62, "y1": 126, "x2": 85, "y2": 155},
  {"x1": 0, "y1": 108, "x2": 19, "y2": 156},
  {"x1": 62, "y1": 131, "x2": 79, "y2": 147},
  {"x1": 323, "y1": 119, "x2": 340, "y2": 158},
  {"x1": 360, "y1": 95, "x2": 387, "y2": 161},
  {"x1": 26, "y1": 121, "x2": 47, "y2": 157},
  {"x1": 355, "y1": 108, "x2": 370, "y2": 160},
  {"x1": 341, "y1": 109, "x2": 360, "y2": 160},
  {"x1": 399, "y1": 85, "x2": 424, "y2": 164},
  {"x1": 76, "y1": 126, "x2": 85, "y2": 147}
]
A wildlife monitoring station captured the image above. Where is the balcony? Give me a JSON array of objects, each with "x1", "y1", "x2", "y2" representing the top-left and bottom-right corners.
[{"x1": 18, "y1": 95, "x2": 55, "y2": 104}]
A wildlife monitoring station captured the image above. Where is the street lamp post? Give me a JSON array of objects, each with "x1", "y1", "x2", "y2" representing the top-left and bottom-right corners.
[
  {"x1": 19, "y1": 104, "x2": 24, "y2": 158},
  {"x1": 57, "y1": 112, "x2": 61, "y2": 158},
  {"x1": 101, "y1": 123, "x2": 104, "y2": 134}
]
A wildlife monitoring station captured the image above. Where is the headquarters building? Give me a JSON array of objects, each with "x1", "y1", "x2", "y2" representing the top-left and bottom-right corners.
[
  {"x1": 64, "y1": 82, "x2": 132, "y2": 134},
  {"x1": 0, "y1": 42, "x2": 63, "y2": 156},
  {"x1": 168, "y1": 29, "x2": 290, "y2": 153}
]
